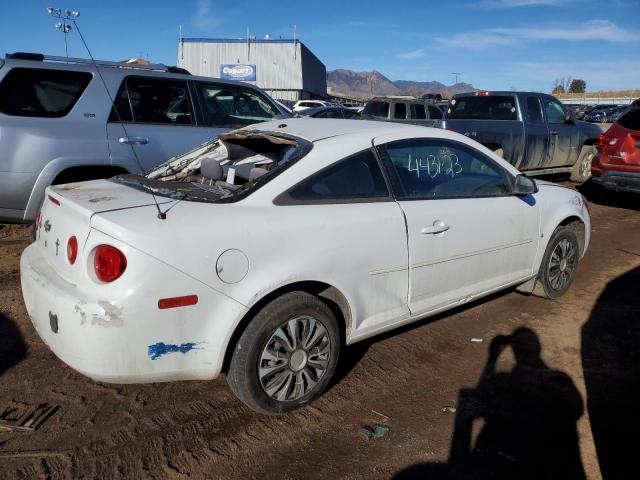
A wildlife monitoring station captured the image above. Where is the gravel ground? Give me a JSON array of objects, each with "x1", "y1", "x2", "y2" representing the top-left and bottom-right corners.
[{"x1": 0, "y1": 182, "x2": 638, "y2": 480}]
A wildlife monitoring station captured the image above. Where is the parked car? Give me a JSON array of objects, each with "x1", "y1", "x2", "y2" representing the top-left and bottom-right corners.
[
  {"x1": 439, "y1": 91, "x2": 602, "y2": 182},
  {"x1": 21, "y1": 118, "x2": 590, "y2": 413},
  {"x1": 361, "y1": 97, "x2": 443, "y2": 126},
  {"x1": 0, "y1": 52, "x2": 288, "y2": 224},
  {"x1": 583, "y1": 105, "x2": 618, "y2": 122},
  {"x1": 297, "y1": 106, "x2": 361, "y2": 119},
  {"x1": 609, "y1": 106, "x2": 629, "y2": 124},
  {"x1": 591, "y1": 99, "x2": 640, "y2": 193},
  {"x1": 292, "y1": 100, "x2": 331, "y2": 112}
]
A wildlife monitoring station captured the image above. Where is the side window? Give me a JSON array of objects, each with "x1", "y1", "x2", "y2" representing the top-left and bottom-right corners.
[
  {"x1": 383, "y1": 139, "x2": 511, "y2": 200},
  {"x1": 526, "y1": 96, "x2": 543, "y2": 123},
  {"x1": 545, "y1": 99, "x2": 566, "y2": 124},
  {"x1": 394, "y1": 102, "x2": 407, "y2": 119},
  {"x1": 428, "y1": 105, "x2": 443, "y2": 119},
  {"x1": 414, "y1": 103, "x2": 426, "y2": 119},
  {"x1": 283, "y1": 150, "x2": 389, "y2": 203},
  {"x1": 197, "y1": 83, "x2": 278, "y2": 127},
  {"x1": 363, "y1": 101, "x2": 389, "y2": 118},
  {"x1": 0, "y1": 67, "x2": 92, "y2": 118},
  {"x1": 109, "y1": 77, "x2": 194, "y2": 125}
]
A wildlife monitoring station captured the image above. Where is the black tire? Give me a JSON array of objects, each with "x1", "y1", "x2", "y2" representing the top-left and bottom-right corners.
[
  {"x1": 227, "y1": 291, "x2": 341, "y2": 414},
  {"x1": 535, "y1": 226, "x2": 580, "y2": 299},
  {"x1": 570, "y1": 145, "x2": 596, "y2": 183}
]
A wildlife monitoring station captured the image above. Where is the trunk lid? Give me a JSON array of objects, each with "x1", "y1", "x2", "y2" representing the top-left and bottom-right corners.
[{"x1": 35, "y1": 179, "x2": 173, "y2": 284}]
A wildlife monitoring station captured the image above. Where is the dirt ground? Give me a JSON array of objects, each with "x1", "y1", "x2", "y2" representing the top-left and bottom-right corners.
[{"x1": 0, "y1": 182, "x2": 638, "y2": 480}]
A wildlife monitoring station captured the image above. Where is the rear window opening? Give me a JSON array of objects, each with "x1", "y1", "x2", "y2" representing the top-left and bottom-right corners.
[
  {"x1": 617, "y1": 102, "x2": 640, "y2": 131},
  {"x1": 112, "y1": 130, "x2": 312, "y2": 203},
  {"x1": 0, "y1": 67, "x2": 92, "y2": 117},
  {"x1": 446, "y1": 95, "x2": 517, "y2": 121}
]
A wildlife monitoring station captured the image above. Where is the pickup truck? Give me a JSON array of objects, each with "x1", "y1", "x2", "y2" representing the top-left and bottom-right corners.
[{"x1": 438, "y1": 91, "x2": 602, "y2": 182}]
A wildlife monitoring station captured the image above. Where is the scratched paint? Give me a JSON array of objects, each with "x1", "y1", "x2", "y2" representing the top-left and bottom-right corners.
[{"x1": 148, "y1": 342, "x2": 201, "y2": 360}]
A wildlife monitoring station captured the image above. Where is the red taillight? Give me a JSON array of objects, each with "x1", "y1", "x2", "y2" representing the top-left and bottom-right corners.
[
  {"x1": 48, "y1": 194, "x2": 60, "y2": 206},
  {"x1": 597, "y1": 133, "x2": 618, "y2": 153},
  {"x1": 158, "y1": 295, "x2": 199, "y2": 309},
  {"x1": 475, "y1": 91, "x2": 491, "y2": 96},
  {"x1": 35, "y1": 211, "x2": 41, "y2": 229},
  {"x1": 67, "y1": 236, "x2": 78, "y2": 264},
  {"x1": 94, "y1": 245, "x2": 127, "y2": 282}
]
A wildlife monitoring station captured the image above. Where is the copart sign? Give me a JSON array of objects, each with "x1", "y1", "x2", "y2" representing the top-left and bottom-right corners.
[{"x1": 220, "y1": 64, "x2": 256, "y2": 81}]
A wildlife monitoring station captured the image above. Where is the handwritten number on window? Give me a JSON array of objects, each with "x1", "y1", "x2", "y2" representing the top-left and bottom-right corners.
[{"x1": 407, "y1": 153, "x2": 462, "y2": 179}]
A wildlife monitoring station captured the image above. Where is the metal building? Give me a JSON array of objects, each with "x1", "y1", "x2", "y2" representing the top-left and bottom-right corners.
[{"x1": 178, "y1": 38, "x2": 327, "y2": 102}]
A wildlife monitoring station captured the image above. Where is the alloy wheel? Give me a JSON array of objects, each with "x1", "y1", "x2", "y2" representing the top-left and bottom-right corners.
[
  {"x1": 548, "y1": 238, "x2": 577, "y2": 291},
  {"x1": 258, "y1": 316, "x2": 331, "y2": 402}
]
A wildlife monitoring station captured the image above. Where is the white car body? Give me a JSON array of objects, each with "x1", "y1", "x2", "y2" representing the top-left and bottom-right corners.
[
  {"x1": 21, "y1": 119, "x2": 590, "y2": 387},
  {"x1": 292, "y1": 100, "x2": 331, "y2": 112}
]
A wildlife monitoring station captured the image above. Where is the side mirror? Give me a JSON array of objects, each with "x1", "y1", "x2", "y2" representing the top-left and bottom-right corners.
[
  {"x1": 514, "y1": 174, "x2": 538, "y2": 195},
  {"x1": 565, "y1": 112, "x2": 575, "y2": 124}
]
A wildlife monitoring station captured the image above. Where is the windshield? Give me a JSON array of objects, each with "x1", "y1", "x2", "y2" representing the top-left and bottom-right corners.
[
  {"x1": 446, "y1": 95, "x2": 518, "y2": 120},
  {"x1": 112, "y1": 130, "x2": 312, "y2": 203}
]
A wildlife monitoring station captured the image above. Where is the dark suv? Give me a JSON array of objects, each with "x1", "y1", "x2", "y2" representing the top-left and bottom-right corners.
[{"x1": 361, "y1": 97, "x2": 443, "y2": 127}]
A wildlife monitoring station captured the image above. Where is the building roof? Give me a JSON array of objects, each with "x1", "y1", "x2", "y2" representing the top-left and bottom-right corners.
[{"x1": 182, "y1": 38, "x2": 298, "y2": 44}]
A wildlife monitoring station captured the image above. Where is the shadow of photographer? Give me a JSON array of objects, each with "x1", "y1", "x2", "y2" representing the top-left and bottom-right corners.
[
  {"x1": 582, "y1": 266, "x2": 640, "y2": 479},
  {"x1": 0, "y1": 312, "x2": 27, "y2": 378},
  {"x1": 395, "y1": 327, "x2": 586, "y2": 480}
]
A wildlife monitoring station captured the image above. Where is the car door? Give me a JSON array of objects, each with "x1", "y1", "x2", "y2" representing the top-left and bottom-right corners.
[
  {"x1": 274, "y1": 148, "x2": 410, "y2": 335},
  {"x1": 544, "y1": 97, "x2": 577, "y2": 167},
  {"x1": 106, "y1": 76, "x2": 215, "y2": 172},
  {"x1": 376, "y1": 136, "x2": 540, "y2": 316},
  {"x1": 523, "y1": 96, "x2": 550, "y2": 169}
]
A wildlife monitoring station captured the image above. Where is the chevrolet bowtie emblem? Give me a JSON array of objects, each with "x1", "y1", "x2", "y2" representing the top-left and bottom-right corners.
[{"x1": 44, "y1": 219, "x2": 52, "y2": 232}]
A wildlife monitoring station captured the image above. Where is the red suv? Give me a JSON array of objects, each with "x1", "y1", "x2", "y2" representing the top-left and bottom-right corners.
[{"x1": 592, "y1": 99, "x2": 640, "y2": 193}]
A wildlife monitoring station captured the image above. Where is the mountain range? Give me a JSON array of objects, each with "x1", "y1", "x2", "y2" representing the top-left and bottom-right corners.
[{"x1": 327, "y1": 69, "x2": 476, "y2": 98}]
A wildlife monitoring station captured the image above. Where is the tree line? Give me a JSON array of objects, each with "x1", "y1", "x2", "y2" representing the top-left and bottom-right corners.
[{"x1": 552, "y1": 77, "x2": 587, "y2": 94}]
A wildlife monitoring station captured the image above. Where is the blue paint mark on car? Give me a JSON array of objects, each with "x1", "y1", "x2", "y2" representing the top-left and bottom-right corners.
[{"x1": 148, "y1": 342, "x2": 201, "y2": 360}]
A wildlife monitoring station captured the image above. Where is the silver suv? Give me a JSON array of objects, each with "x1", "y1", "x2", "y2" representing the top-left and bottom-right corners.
[{"x1": 0, "y1": 52, "x2": 287, "y2": 223}]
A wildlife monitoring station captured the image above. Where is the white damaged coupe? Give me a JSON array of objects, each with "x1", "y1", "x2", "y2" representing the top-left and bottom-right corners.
[{"x1": 21, "y1": 119, "x2": 590, "y2": 413}]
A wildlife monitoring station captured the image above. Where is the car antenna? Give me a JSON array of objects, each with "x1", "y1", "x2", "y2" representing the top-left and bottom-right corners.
[{"x1": 46, "y1": 7, "x2": 168, "y2": 220}]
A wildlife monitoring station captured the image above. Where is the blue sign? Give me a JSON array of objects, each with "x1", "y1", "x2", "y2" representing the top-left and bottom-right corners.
[{"x1": 220, "y1": 64, "x2": 256, "y2": 81}]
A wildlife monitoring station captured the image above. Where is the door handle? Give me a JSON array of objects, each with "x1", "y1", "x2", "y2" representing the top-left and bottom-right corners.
[
  {"x1": 119, "y1": 136, "x2": 149, "y2": 145},
  {"x1": 550, "y1": 131, "x2": 559, "y2": 136},
  {"x1": 421, "y1": 220, "x2": 450, "y2": 235}
]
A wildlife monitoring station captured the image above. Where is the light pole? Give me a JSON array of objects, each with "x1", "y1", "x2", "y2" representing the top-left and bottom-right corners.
[
  {"x1": 452, "y1": 72, "x2": 462, "y2": 85},
  {"x1": 46, "y1": 7, "x2": 80, "y2": 57}
]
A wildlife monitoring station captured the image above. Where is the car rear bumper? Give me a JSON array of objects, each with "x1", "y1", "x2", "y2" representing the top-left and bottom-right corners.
[
  {"x1": 20, "y1": 242, "x2": 247, "y2": 383},
  {"x1": 591, "y1": 170, "x2": 640, "y2": 194}
]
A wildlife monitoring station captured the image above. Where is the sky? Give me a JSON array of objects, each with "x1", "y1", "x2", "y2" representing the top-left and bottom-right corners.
[{"x1": 1, "y1": 0, "x2": 639, "y2": 91}]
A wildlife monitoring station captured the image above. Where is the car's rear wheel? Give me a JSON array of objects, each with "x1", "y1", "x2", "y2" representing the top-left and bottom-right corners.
[
  {"x1": 570, "y1": 145, "x2": 596, "y2": 183},
  {"x1": 535, "y1": 227, "x2": 580, "y2": 299},
  {"x1": 227, "y1": 291, "x2": 340, "y2": 413}
]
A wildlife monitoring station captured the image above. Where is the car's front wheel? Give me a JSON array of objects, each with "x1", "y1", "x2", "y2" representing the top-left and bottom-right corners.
[
  {"x1": 227, "y1": 291, "x2": 341, "y2": 413},
  {"x1": 536, "y1": 226, "x2": 580, "y2": 299}
]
